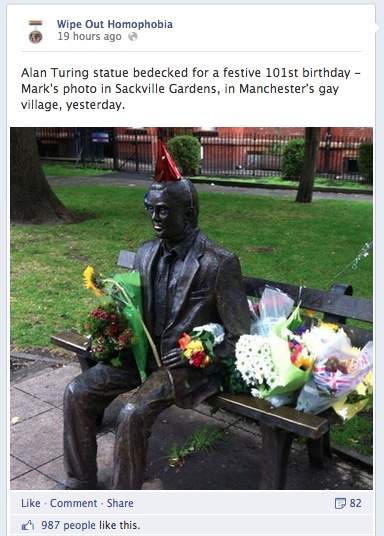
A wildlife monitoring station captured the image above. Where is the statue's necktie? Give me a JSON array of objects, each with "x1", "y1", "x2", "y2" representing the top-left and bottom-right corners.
[{"x1": 153, "y1": 251, "x2": 176, "y2": 336}]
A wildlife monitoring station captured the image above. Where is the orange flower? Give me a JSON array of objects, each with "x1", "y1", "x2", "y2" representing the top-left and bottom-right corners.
[{"x1": 178, "y1": 333, "x2": 191, "y2": 350}]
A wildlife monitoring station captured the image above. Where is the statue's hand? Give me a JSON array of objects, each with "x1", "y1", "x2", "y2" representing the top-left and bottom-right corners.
[{"x1": 161, "y1": 348, "x2": 186, "y2": 369}]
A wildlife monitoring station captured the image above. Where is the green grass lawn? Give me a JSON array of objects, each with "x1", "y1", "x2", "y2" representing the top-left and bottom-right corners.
[
  {"x1": 330, "y1": 410, "x2": 373, "y2": 458},
  {"x1": 10, "y1": 185, "x2": 373, "y2": 456},
  {"x1": 194, "y1": 175, "x2": 372, "y2": 191},
  {"x1": 42, "y1": 162, "x2": 116, "y2": 177},
  {"x1": 10, "y1": 185, "x2": 373, "y2": 348}
]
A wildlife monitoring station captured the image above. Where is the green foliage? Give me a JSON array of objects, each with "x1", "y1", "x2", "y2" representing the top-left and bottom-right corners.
[
  {"x1": 358, "y1": 142, "x2": 373, "y2": 184},
  {"x1": 330, "y1": 410, "x2": 373, "y2": 457},
  {"x1": 281, "y1": 138, "x2": 305, "y2": 180},
  {"x1": 266, "y1": 142, "x2": 283, "y2": 156},
  {"x1": 168, "y1": 427, "x2": 222, "y2": 467},
  {"x1": 220, "y1": 359, "x2": 249, "y2": 394},
  {"x1": 42, "y1": 163, "x2": 115, "y2": 176},
  {"x1": 167, "y1": 135, "x2": 201, "y2": 176}
]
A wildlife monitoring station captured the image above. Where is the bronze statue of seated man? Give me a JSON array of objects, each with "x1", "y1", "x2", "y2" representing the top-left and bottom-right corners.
[{"x1": 56, "y1": 147, "x2": 250, "y2": 490}]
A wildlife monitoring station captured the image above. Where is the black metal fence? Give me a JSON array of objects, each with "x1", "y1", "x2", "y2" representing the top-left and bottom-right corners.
[{"x1": 36, "y1": 128, "x2": 372, "y2": 181}]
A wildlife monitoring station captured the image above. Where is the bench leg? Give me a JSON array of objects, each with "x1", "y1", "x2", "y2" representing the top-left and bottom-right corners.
[
  {"x1": 259, "y1": 424, "x2": 294, "y2": 490},
  {"x1": 77, "y1": 354, "x2": 98, "y2": 373},
  {"x1": 307, "y1": 431, "x2": 333, "y2": 468}
]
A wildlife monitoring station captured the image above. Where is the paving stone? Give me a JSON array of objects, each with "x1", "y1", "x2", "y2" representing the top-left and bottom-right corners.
[
  {"x1": 35, "y1": 456, "x2": 65, "y2": 485},
  {"x1": 14, "y1": 364, "x2": 78, "y2": 407},
  {"x1": 10, "y1": 387, "x2": 55, "y2": 422},
  {"x1": 10, "y1": 469, "x2": 56, "y2": 491},
  {"x1": 10, "y1": 407, "x2": 64, "y2": 468},
  {"x1": 10, "y1": 456, "x2": 33, "y2": 480}
]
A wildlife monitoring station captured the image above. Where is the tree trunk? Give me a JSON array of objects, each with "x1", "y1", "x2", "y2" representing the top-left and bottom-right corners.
[
  {"x1": 10, "y1": 128, "x2": 77, "y2": 223},
  {"x1": 295, "y1": 127, "x2": 321, "y2": 203}
]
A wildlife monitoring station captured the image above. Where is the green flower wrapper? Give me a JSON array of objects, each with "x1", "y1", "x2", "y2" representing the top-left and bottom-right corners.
[
  {"x1": 263, "y1": 305, "x2": 313, "y2": 398},
  {"x1": 109, "y1": 271, "x2": 148, "y2": 382}
]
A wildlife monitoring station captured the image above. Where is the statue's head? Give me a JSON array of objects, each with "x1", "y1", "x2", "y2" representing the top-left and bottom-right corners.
[
  {"x1": 146, "y1": 140, "x2": 199, "y2": 244},
  {"x1": 146, "y1": 178, "x2": 199, "y2": 244}
]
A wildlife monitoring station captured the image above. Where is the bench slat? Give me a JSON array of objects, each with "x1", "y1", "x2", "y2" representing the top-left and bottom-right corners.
[
  {"x1": 209, "y1": 393, "x2": 329, "y2": 439},
  {"x1": 51, "y1": 330, "x2": 92, "y2": 359},
  {"x1": 243, "y1": 276, "x2": 372, "y2": 323},
  {"x1": 116, "y1": 251, "x2": 373, "y2": 324},
  {"x1": 117, "y1": 250, "x2": 136, "y2": 270}
]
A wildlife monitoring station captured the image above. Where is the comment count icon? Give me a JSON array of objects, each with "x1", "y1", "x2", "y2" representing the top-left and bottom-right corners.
[{"x1": 335, "y1": 498, "x2": 347, "y2": 509}]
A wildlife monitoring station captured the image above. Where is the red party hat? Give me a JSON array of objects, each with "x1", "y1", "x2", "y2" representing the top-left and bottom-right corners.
[{"x1": 153, "y1": 140, "x2": 182, "y2": 182}]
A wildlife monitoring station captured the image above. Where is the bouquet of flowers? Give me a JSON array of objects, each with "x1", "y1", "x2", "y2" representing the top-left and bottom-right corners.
[
  {"x1": 230, "y1": 284, "x2": 374, "y2": 420},
  {"x1": 331, "y1": 369, "x2": 373, "y2": 421},
  {"x1": 235, "y1": 304, "x2": 315, "y2": 404},
  {"x1": 83, "y1": 303, "x2": 135, "y2": 368},
  {"x1": 234, "y1": 333, "x2": 279, "y2": 396},
  {"x1": 83, "y1": 266, "x2": 161, "y2": 380},
  {"x1": 296, "y1": 335, "x2": 373, "y2": 415},
  {"x1": 178, "y1": 323, "x2": 225, "y2": 368}
]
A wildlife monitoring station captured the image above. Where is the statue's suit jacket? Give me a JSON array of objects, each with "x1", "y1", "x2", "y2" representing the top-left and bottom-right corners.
[{"x1": 133, "y1": 229, "x2": 251, "y2": 407}]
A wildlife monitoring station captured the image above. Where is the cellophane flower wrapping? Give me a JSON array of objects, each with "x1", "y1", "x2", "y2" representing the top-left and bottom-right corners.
[
  {"x1": 250, "y1": 286, "x2": 294, "y2": 337},
  {"x1": 110, "y1": 271, "x2": 148, "y2": 381},
  {"x1": 296, "y1": 336, "x2": 373, "y2": 415},
  {"x1": 332, "y1": 368, "x2": 373, "y2": 421},
  {"x1": 235, "y1": 304, "x2": 315, "y2": 405},
  {"x1": 264, "y1": 305, "x2": 314, "y2": 402}
]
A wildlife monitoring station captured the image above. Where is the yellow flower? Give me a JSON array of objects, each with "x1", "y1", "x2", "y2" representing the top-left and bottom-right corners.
[
  {"x1": 319, "y1": 322, "x2": 339, "y2": 332},
  {"x1": 83, "y1": 266, "x2": 105, "y2": 297},
  {"x1": 294, "y1": 354, "x2": 312, "y2": 371},
  {"x1": 184, "y1": 339, "x2": 204, "y2": 358},
  {"x1": 356, "y1": 370, "x2": 373, "y2": 395}
]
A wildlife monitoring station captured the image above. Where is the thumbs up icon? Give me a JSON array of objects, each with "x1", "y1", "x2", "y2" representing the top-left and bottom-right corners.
[{"x1": 21, "y1": 520, "x2": 34, "y2": 530}]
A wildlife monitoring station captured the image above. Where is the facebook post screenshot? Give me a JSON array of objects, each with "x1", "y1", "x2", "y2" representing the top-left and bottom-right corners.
[{"x1": 4, "y1": 1, "x2": 381, "y2": 535}]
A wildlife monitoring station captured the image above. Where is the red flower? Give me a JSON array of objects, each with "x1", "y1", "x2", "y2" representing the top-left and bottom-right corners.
[{"x1": 189, "y1": 350, "x2": 210, "y2": 368}]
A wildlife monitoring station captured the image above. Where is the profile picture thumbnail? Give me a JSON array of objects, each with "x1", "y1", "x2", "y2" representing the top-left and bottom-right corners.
[{"x1": 29, "y1": 30, "x2": 42, "y2": 44}]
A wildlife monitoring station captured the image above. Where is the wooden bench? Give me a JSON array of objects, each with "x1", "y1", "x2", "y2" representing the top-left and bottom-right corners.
[{"x1": 51, "y1": 250, "x2": 373, "y2": 490}]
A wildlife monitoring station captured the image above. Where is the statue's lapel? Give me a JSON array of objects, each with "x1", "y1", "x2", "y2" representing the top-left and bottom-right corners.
[
  {"x1": 165, "y1": 235, "x2": 204, "y2": 330},
  {"x1": 144, "y1": 241, "x2": 162, "y2": 332}
]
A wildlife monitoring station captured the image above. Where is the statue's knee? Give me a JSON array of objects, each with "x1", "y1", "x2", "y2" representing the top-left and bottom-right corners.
[
  {"x1": 117, "y1": 402, "x2": 143, "y2": 428},
  {"x1": 64, "y1": 378, "x2": 87, "y2": 406}
]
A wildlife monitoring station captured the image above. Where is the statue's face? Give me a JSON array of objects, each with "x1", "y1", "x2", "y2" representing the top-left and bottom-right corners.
[{"x1": 146, "y1": 188, "x2": 188, "y2": 243}]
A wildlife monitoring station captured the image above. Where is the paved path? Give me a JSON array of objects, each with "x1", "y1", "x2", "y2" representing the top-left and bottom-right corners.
[{"x1": 47, "y1": 173, "x2": 373, "y2": 202}]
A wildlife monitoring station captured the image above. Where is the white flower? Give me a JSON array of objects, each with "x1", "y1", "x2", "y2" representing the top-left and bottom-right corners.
[{"x1": 235, "y1": 334, "x2": 279, "y2": 395}]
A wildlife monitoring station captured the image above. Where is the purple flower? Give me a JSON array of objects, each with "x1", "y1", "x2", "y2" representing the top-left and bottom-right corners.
[{"x1": 294, "y1": 326, "x2": 307, "y2": 336}]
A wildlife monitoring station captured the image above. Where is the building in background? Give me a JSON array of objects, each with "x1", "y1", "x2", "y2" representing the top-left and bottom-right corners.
[{"x1": 35, "y1": 126, "x2": 373, "y2": 181}]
